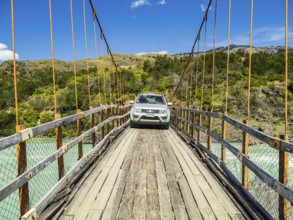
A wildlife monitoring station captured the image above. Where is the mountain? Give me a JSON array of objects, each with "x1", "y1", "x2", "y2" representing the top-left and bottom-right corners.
[
  {"x1": 0, "y1": 54, "x2": 158, "y2": 73},
  {"x1": 173, "y1": 45, "x2": 293, "y2": 57}
]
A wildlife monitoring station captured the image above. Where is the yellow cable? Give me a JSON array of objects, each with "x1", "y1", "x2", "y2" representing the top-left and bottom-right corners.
[
  {"x1": 102, "y1": 40, "x2": 107, "y2": 105},
  {"x1": 49, "y1": 0, "x2": 58, "y2": 117},
  {"x1": 70, "y1": 0, "x2": 79, "y2": 112},
  {"x1": 83, "y1": 0, "x2": 91, "y2": 108},
  {"x1": 248, "y1": 0, "x2": 254, "y2": 121},
  {"x1": 186, "y1": 73, "x2": 189, "y2": 106},
  {"x1": 200, "y1": 17, "x2": 207, "y2": 111},
  {"x1": 195, "y1": 37, "x2": 200, "y2": 107},
  {"x1": 225, "y1": 0, "x2": 232, "y2": 114},
  {"x1": 285, "y1": 0, "x2": 289, "y2": 141},
  {"x1": 10, "y1": 0, "x2": 19, "y2": 127},
  {"x1": 93, "y1": 21, "x2": 101, "y2": 105},
  {"x1": 211, "y1": 0, "x2": 218, "y2": 112}
]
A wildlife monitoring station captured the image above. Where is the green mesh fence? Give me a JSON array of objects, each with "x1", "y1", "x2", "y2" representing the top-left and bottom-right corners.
[
  {"x1": 225, "y1": 123, "x2": 243, "y2": 182},
  {"x1": 0, "y1": 191, "x2": 19, "y2": 220},
  {"x1": 0, "y1": 106, "x2": 125, "y2": 219},
  {"x1": 0, "y1": 146, "x2": 19, "y2": 219},
  {"x1": 173, "y1": 108, "x2": 293, "y2": 219}
]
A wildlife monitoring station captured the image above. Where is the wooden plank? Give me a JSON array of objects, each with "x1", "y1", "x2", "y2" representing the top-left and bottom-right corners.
[
  {"x1": 72, "y1": 130, "x2": 136, "y2": 219},
  {"x1": 153, "y1": 144, "x2": 174, "y2": 220},
  {"x1": 102, "y1": 131, "x2": 135, "y2": 212},
  {"x1": 62, "y1": 129, "x2": 132, "y2": 216},
  {"x1": 177, "y1": 176, "x2": 203, "y2": 220},
  {"x1": 90, "y1": 130, "x2": 137, "y2": 213},
  {"x1": 59, "y1": 215, "x2": 74, "y2": 220},
  {"x1": 102, "y1": 170, "x2": 126, "y2": 220},
  {"x1": 85, "y1": 210, "x2": 103, "y2": 220},
  {"x1": 145, "y1": 132, "x2": 159, "y2": 220},
  {"x1": 132, "y1": 170, "x2": 147, "y2": 220},
  {"x1": 160, "y1": 139, "x2": 188, "y2": 220},
  {"x1": 165, "y1": 131, "x2": 216, "y2": 220},
  {"x1": 169, "y1": 129, "x2": 244, "y2": 219},
  {"x1": 117, "y1": 134, "x2": 141, "y2": 219}
]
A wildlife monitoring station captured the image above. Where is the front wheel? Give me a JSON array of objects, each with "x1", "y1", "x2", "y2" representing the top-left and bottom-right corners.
[
  {"x1": 130, "y1": 121, "x2": 135, "y2": 128},
  {"x1": 164, "y1": 123, "x2": 169, "y2": 130}
]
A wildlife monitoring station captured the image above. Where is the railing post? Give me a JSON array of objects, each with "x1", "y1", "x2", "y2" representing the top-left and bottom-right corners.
[
  {"x1": 221, "y1": 111, "x2": 227, "y2": 163},
  {"x1": 190, "y1": 109, "x2": 194, "y2": 138},
  {"x1": 197, "y1": 113, "x2": 202, "y2": 143},
  {"x1": 187, "y1": 109, "x2": 190, "y2": 134},
  {"x1": 111, "y1": 106, "x2": 115, "y2": 131},
  {"x1": 55, "y1": 114, "x2": 64, "y2": 179},
  {"x1": 279, "y1": 134, "x2": 289, "y2": 220},
  {"x1": 180, "y1": 108, "x2": 183, "y2": 129},
  {"x1": 184, "y1": 108, "x2": 188, "y2": 132},
  {"x1": 77, "y1": 109, "x2": 83, "y2": 160},
  {"x1": 16, "y1": 125, "x2": 30, "y2": 216},
  {"x1": 242, "y1": 119, "x2": 249, "y2": 190},
  {"x1": 119, "y1": 106, "x2": 123, "y2": 126},
  {"x1": 117, "y1": 106, "x2": 120, "y2": 127},
  {"x1": 90, "y1": 107, "x2": 96, "y2": 148},
  {"x1": 106, "y1": 107, "x2": 109, "y2": 135},
  {"x1": 207, "y1": 116, "x2": 213, "y2": 151},
  {"x1": 101, "y1": 108, "x2": 105, "y2": 139},
  {"x1": 176, "y1": 108, "x2": 179, "y2": 128}
]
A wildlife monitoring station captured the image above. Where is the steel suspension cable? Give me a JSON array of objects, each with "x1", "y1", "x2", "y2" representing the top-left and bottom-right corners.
[
  {"x1": 93, "y1": 21, "x2": 102, "y2": 104},
  {"x1": 247, "y1": 0, "x2": 254, "y2": 121},
  {"x1": 10, "y1": 0, "x2": 19, "y2": 128},
  {"x1": 200, "y1": 16, "x2": 208, "y2": 111},
  {"x1": 171, "y1": 0, "x2": 213, "y2": 101},
  {"x1": 70, "y1": 0, "x2": 79, "y2": 112},
  {"x1": 211, "y1": 0, "x2": 218, "y2": 112},
  {"x1": 225, "y1": 0, "x2": 232, "y2": 114},
  {"x1": 107, "y1": 50, "x2": 113, "y2": 104},
  {"x1": 88, "y1": 0, "x2": 120, "y2": 104},
  {"x1": 83, "y1": 0, "x2": 92, "y2": 108}
]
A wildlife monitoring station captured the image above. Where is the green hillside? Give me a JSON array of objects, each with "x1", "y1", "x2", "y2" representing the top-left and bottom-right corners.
[{"x1": 0, "y1": 50, "x2": 292, "y2": 140}]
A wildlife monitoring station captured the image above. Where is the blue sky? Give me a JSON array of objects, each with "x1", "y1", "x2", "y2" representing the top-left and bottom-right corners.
[{"x1": 0, "y1": 0, "x2": 292, "y2": 61}]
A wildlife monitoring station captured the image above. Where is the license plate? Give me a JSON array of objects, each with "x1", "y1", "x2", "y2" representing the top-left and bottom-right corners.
[{"x1": 146, "y1": 113, "x2": 154, "y2": 117}]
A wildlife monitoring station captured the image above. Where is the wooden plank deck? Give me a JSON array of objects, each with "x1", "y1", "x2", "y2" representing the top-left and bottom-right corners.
[{"x1": 59, "y1": 128, "x2": 246, "y2": 220}]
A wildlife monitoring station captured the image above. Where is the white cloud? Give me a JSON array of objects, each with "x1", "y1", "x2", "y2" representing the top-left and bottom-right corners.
[
  {"x1": 214, "y1": 26, "x2": 293, "y2": 48},
  {"x1": 131, "y1": 0, "x2": 150, "y2": 9},
  {"x1": 0, "y1": 43, "x2": 19, "y2": 61},
  {"x1": 135, "y1": 50, "x2": 168, "y2": 55},
  {"x1": 158, "y1": 0, "x2": 167, "y2": 5},
  {"x1": 200, "y1": 3, "x2": 212, "y2": 12}
]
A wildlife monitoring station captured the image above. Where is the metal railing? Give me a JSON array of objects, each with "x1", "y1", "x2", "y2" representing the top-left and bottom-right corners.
[
  {"x1": 0, "y1": 105, "x2": 131, "y2": 220},
  {"x1": 171, "y1": 107, "x2": 293, "y2": 220}
]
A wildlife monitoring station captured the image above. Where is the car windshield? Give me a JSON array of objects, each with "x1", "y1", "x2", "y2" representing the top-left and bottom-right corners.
[{"x1": 136, "y1": 95, "x2": 166, "y2": 105}]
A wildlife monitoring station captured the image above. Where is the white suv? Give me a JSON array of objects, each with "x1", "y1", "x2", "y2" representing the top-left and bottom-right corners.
[{"x1": 130, "y1": 94, "x2": 172, "y2": 129}]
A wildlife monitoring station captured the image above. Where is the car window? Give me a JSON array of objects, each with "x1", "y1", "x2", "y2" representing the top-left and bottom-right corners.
[{"x1": 136, "y1": 95, "x2": 166, "y2": 104}]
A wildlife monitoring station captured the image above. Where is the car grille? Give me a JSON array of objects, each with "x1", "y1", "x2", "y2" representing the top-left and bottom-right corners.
[
  {"x1": 141, "y1": 116, "x2": 160, "y2": 120},
  {"x1": 141, "y1": 109, "x2": 160, "y2": 113}
]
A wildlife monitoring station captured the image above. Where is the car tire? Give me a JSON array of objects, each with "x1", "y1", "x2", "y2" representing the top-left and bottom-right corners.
[
  {"x1": 130, "y1": 121, "x2": 135, "y2": 128},
  {"x1": 164, "y1": 123, "x2": 169, "y2": 130}
]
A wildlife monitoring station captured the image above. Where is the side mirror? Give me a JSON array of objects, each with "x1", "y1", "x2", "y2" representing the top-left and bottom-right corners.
[
  {"x1": 130, "y1": 100, "x2": 134, "y2": 104},
  {"x1": 167, "y1": 102, "x2": 173, "y2": 106}
]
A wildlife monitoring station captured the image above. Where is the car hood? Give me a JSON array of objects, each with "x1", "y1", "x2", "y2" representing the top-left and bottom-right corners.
[{"x1": 133, "y1": 103, "x2": 168, "y2": 109}]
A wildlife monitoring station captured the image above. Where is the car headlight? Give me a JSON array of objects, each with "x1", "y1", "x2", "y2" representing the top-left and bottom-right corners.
[
  {"x1": 160, "y1": 109, "x2": 168, "y2": 114},
  {"x1": 133, "y1": 108, "x2": 142, "y2": 113}
]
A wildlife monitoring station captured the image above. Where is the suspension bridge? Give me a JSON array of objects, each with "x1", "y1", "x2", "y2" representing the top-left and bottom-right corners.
[{"x1": 0, "y1": 0, "x2": 292, "y2": 219}]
